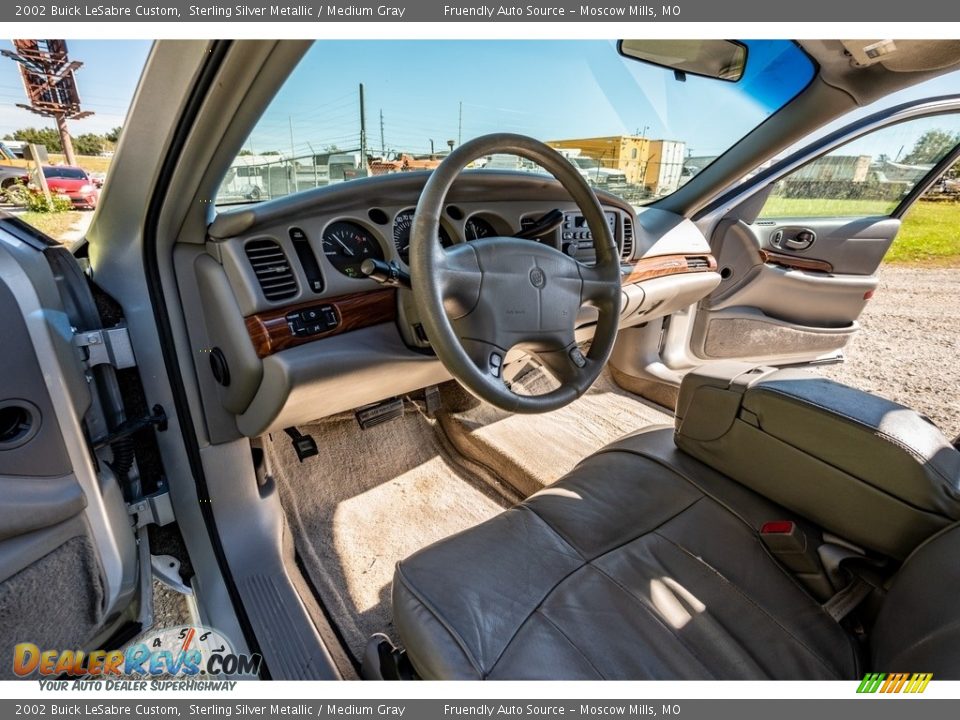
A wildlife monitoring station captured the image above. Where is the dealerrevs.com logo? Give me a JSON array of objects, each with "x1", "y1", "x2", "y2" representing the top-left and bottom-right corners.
[
  {"x1": 13, "y1": 626, "x2": 261, "y2": 679},
  {"x1": 857, "y1": 673, "x2": 933, "y2": 694}
]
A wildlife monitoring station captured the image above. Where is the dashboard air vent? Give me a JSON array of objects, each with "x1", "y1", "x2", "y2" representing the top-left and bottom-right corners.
[
  {"x1": 620, "y1": 216, "x2": 635, "y2": 261},
  {"x1": 687, "y1": 256, "x2": 712, "y2": 271},
  {"x1": 245, "y1": 239, "x2": 298, "y2": 302}
]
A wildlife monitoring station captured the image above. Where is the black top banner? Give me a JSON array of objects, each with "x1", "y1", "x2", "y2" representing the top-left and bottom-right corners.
[{"x1": 5, "y1": 0, "x2": 959, "y2": 22}]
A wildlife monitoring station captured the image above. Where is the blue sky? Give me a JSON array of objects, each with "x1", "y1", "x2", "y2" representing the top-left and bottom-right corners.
[
  {"x1": 1, "y1": 40, "x2": 959, "y2": 162},
  {"x1": 246, "y1": 40, "x2": 812, "y2": 159}
]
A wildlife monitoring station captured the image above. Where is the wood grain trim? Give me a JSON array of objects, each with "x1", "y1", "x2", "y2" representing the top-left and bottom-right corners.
[
  {"x1": 245, "y1": 289, "x2": 396, "y2": 358},
  {"x1": 760, "y1": 250, "x2": 833, "y2": 274},
  {"x1": 621, "y1": 254, "x2": 718, "y2": 286}
]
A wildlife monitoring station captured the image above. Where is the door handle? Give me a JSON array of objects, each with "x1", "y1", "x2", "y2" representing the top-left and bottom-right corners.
[{"x1": 783, "y1": 229, "x2": 816, "y2": 251}]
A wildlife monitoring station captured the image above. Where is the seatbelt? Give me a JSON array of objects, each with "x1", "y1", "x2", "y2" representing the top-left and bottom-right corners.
[
  {"x1": 822, "y1": 573, "x2": 875, "y2": 622},
  {"x1": 818, "y1": 540, "x2": 887, "y2": 623},
  {"x1": 759, "y1": 522, "x2": 885, "y2": 621}
]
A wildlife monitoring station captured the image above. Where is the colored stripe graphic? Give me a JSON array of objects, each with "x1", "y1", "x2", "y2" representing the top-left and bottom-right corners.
[
  {"x1": 857, "y1": 673, "x2": 932, "y2": 693},
  {"x1": 857, "y1": 673, "x2": 885, "y2": 693}
]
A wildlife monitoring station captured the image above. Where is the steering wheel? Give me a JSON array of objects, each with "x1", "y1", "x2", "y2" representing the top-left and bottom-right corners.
[{"x1": 410, "y1": 133, "x2": 622, "y2": 413}]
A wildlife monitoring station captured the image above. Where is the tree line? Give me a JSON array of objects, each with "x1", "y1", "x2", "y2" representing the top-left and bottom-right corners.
[{"x1": 2, "y1": 126, "x2": 122, "y2": 156}]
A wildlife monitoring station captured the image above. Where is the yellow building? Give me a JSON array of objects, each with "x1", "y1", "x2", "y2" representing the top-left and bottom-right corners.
[{"x1": 548, "y1": 135, "x2": 687, "y2": 195}]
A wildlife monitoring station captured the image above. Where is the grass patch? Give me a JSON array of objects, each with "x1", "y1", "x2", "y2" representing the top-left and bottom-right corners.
[
  {"x1": 888, "y1": 201, "x2": 960, "y2": 265},
  {"x1": 761, "y1": 197, "x2": 960, "y2": 266},
  {"x1": 48, "y1": 154, "x2": 112, "y2": 174},
  {"x1": 18, "y1": 211, "x2": 84, "y2": 242},
  {"x1": 1, "y1": 154, "x2": 111, "y2": 174},
  {"x1": 762, "y1": 196, "x2": 900, "y2": 218}
]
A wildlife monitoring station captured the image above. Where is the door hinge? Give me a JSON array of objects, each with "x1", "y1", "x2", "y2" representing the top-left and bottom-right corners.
[
  {"x1": 92, "y1": 404, "x2": 168, "y2": 450},
  {"x1": 129, "y1": 489, "x2": 175, "y2": 528},
  {"x1": 73, "y1": 326, "x2": 136, "y2": 370}
]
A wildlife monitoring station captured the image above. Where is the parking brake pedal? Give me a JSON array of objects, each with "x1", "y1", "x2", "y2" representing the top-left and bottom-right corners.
[
  {"x1": 355, "y1": 397, "x2": 404, "y2": 430},
  {"x1": 284, "y1": 427, "x2": 318, "y2": 462}
]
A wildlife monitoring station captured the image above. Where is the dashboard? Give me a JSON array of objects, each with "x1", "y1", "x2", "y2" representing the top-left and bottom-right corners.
[{"x1": 194, "y1": 171, "x2": 719, "y2": 437}]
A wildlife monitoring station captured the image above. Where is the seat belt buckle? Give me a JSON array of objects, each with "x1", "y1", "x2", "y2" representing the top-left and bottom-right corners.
[
  {"x1": 759, "y1": 521, "x2": 821, "y2": 574},
  {"x1": 760, "y1": 521, "x2": 836, "y2": 601}
]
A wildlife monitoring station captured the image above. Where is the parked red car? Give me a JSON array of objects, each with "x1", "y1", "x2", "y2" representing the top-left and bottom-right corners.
[{"x1": 40, "y1": 165, "x2": 100, "y2": 209}]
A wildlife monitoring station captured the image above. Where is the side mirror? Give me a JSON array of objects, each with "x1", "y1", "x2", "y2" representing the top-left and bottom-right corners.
[{"x1": 618, "y1": 40, "x2": 747, "y2": 82}]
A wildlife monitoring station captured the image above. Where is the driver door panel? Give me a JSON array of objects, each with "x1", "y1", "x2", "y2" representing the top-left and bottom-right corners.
[{"x1": 0, "y1": 223, "x2": 139, "y2": 678}]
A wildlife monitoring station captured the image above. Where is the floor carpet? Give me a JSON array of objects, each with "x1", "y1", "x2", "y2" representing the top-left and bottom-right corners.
[
  {"x1": 437, "y1": 368, "x2": 673, "y2": 497},
  {"x1": 265, "y1": 403, "x2": 515, "y2": 661}
]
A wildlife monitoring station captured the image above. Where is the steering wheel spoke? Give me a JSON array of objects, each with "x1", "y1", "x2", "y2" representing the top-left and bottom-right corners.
[
  {"x1": 458, "y1": 337, "x2": 509, "y2": 382},
  {"x1": 529, "y1": 332, "x2": 589, "y2": 387},
  {"x1": 579, "y1": 264, "x2": 622, "y2": 306}
]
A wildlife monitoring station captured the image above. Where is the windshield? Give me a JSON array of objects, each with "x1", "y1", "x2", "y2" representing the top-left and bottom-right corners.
[
  {"x1": 43, "y1": 166, "x2": 87, "y2": 180},
  {"x1": 217, "y1": 40, "x2": 815, "y2": 209}
]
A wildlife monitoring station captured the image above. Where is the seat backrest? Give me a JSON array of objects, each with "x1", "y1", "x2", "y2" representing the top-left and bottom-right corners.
[{"x1": 871, "y1": 523, "x2": 960, "y2": 677}]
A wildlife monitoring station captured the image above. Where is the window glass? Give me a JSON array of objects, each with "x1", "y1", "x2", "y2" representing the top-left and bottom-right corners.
[{"x1": 761, "y1": 114, "x2": 960, "y2": 218}]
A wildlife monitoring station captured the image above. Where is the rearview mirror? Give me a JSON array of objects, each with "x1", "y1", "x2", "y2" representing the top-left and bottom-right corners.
[{"x1": 618, "y1": 40, "x2": 747, "y2": 82}]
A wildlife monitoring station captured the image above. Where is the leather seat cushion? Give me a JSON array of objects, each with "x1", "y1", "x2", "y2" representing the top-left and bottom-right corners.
[
  {"x1": 393, "y1": 428, "x2": 861, "y2": 680},
  {"x1": 871, "y1": 523, "x2": 960, "y2": 675}
]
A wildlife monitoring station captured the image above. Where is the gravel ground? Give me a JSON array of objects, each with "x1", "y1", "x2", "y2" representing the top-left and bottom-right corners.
[
  {"x1": 148, "y1": 265, "x2": 960, "y2": 630},
  {"x1": 818, "y1": 265, "x2": 960, "y2": 440},
  {"x1": 151, "y1": 580, "x2": 190, "y2": 629}
]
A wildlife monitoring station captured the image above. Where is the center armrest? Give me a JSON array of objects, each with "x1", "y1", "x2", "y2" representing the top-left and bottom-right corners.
[{"x1": 674, "y1": 362, "x2": 960, "y2": 559}]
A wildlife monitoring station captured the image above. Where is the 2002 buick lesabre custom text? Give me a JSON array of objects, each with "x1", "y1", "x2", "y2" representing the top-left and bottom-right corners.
[
  {"x1": 23, "y1": 705, "x2": 179, "y2": 716},
  {"x1": 48, "y1": 4, "x2": 182, "y2": 16}
]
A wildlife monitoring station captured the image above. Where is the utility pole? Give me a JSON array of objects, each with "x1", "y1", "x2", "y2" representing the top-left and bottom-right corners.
[
  {"x1": 430, "y1": 139, "x2": 435, "y2": 155},
  {"x1": 288, "y1": 115, "x2": 296, "y2": 194},
  {"x1": 306, "y1": 141, "x2": 318, "y2": 188},
  {"x1": 379, "y1": 109, "x2": 385, "y2": 157},
  {"x1": 458, "y1": 101, "x2": 463, "y2": 146},
  {"x1": 1, "y1": 40, "x2": 92, "y2": 166},
  {"x1": 359, "y1": 83, "x2": 368, "y2": 174}
]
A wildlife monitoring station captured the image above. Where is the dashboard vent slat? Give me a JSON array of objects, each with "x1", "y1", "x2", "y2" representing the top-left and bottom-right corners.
[
  {"x1": 620, "y1": 216, "x2": 635, "y2": 261},
  {"x1": 687, "y1": 256, "x2": 712, "y2": 271},
  {"x1": 245, "y1": 239, "x2": 298, "y2": 302}
]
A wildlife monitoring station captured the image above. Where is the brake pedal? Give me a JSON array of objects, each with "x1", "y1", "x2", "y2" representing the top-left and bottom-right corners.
[
  {"x1": 284, "y1": 427, "x2": 318, "y2": 462},
  {"x1": 424, "y1": 385, "x2": 441, "y2": 418},
  {"x1": 355, "y1": 397, "x2": 404, "y2": 430}
]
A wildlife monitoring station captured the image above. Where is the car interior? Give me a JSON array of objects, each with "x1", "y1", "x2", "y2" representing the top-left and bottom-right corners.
[{"x1": 1, "y1": 38, "x2": 960, "y2": 681}]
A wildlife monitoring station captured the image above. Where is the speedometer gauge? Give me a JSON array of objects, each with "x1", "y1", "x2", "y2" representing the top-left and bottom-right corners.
[
  {"x1": 322, "y1": 221, "x2": 385, "y2": 278},
  {"x1": 393, "y1": 210, "x2": 453, "y2": 264}
]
